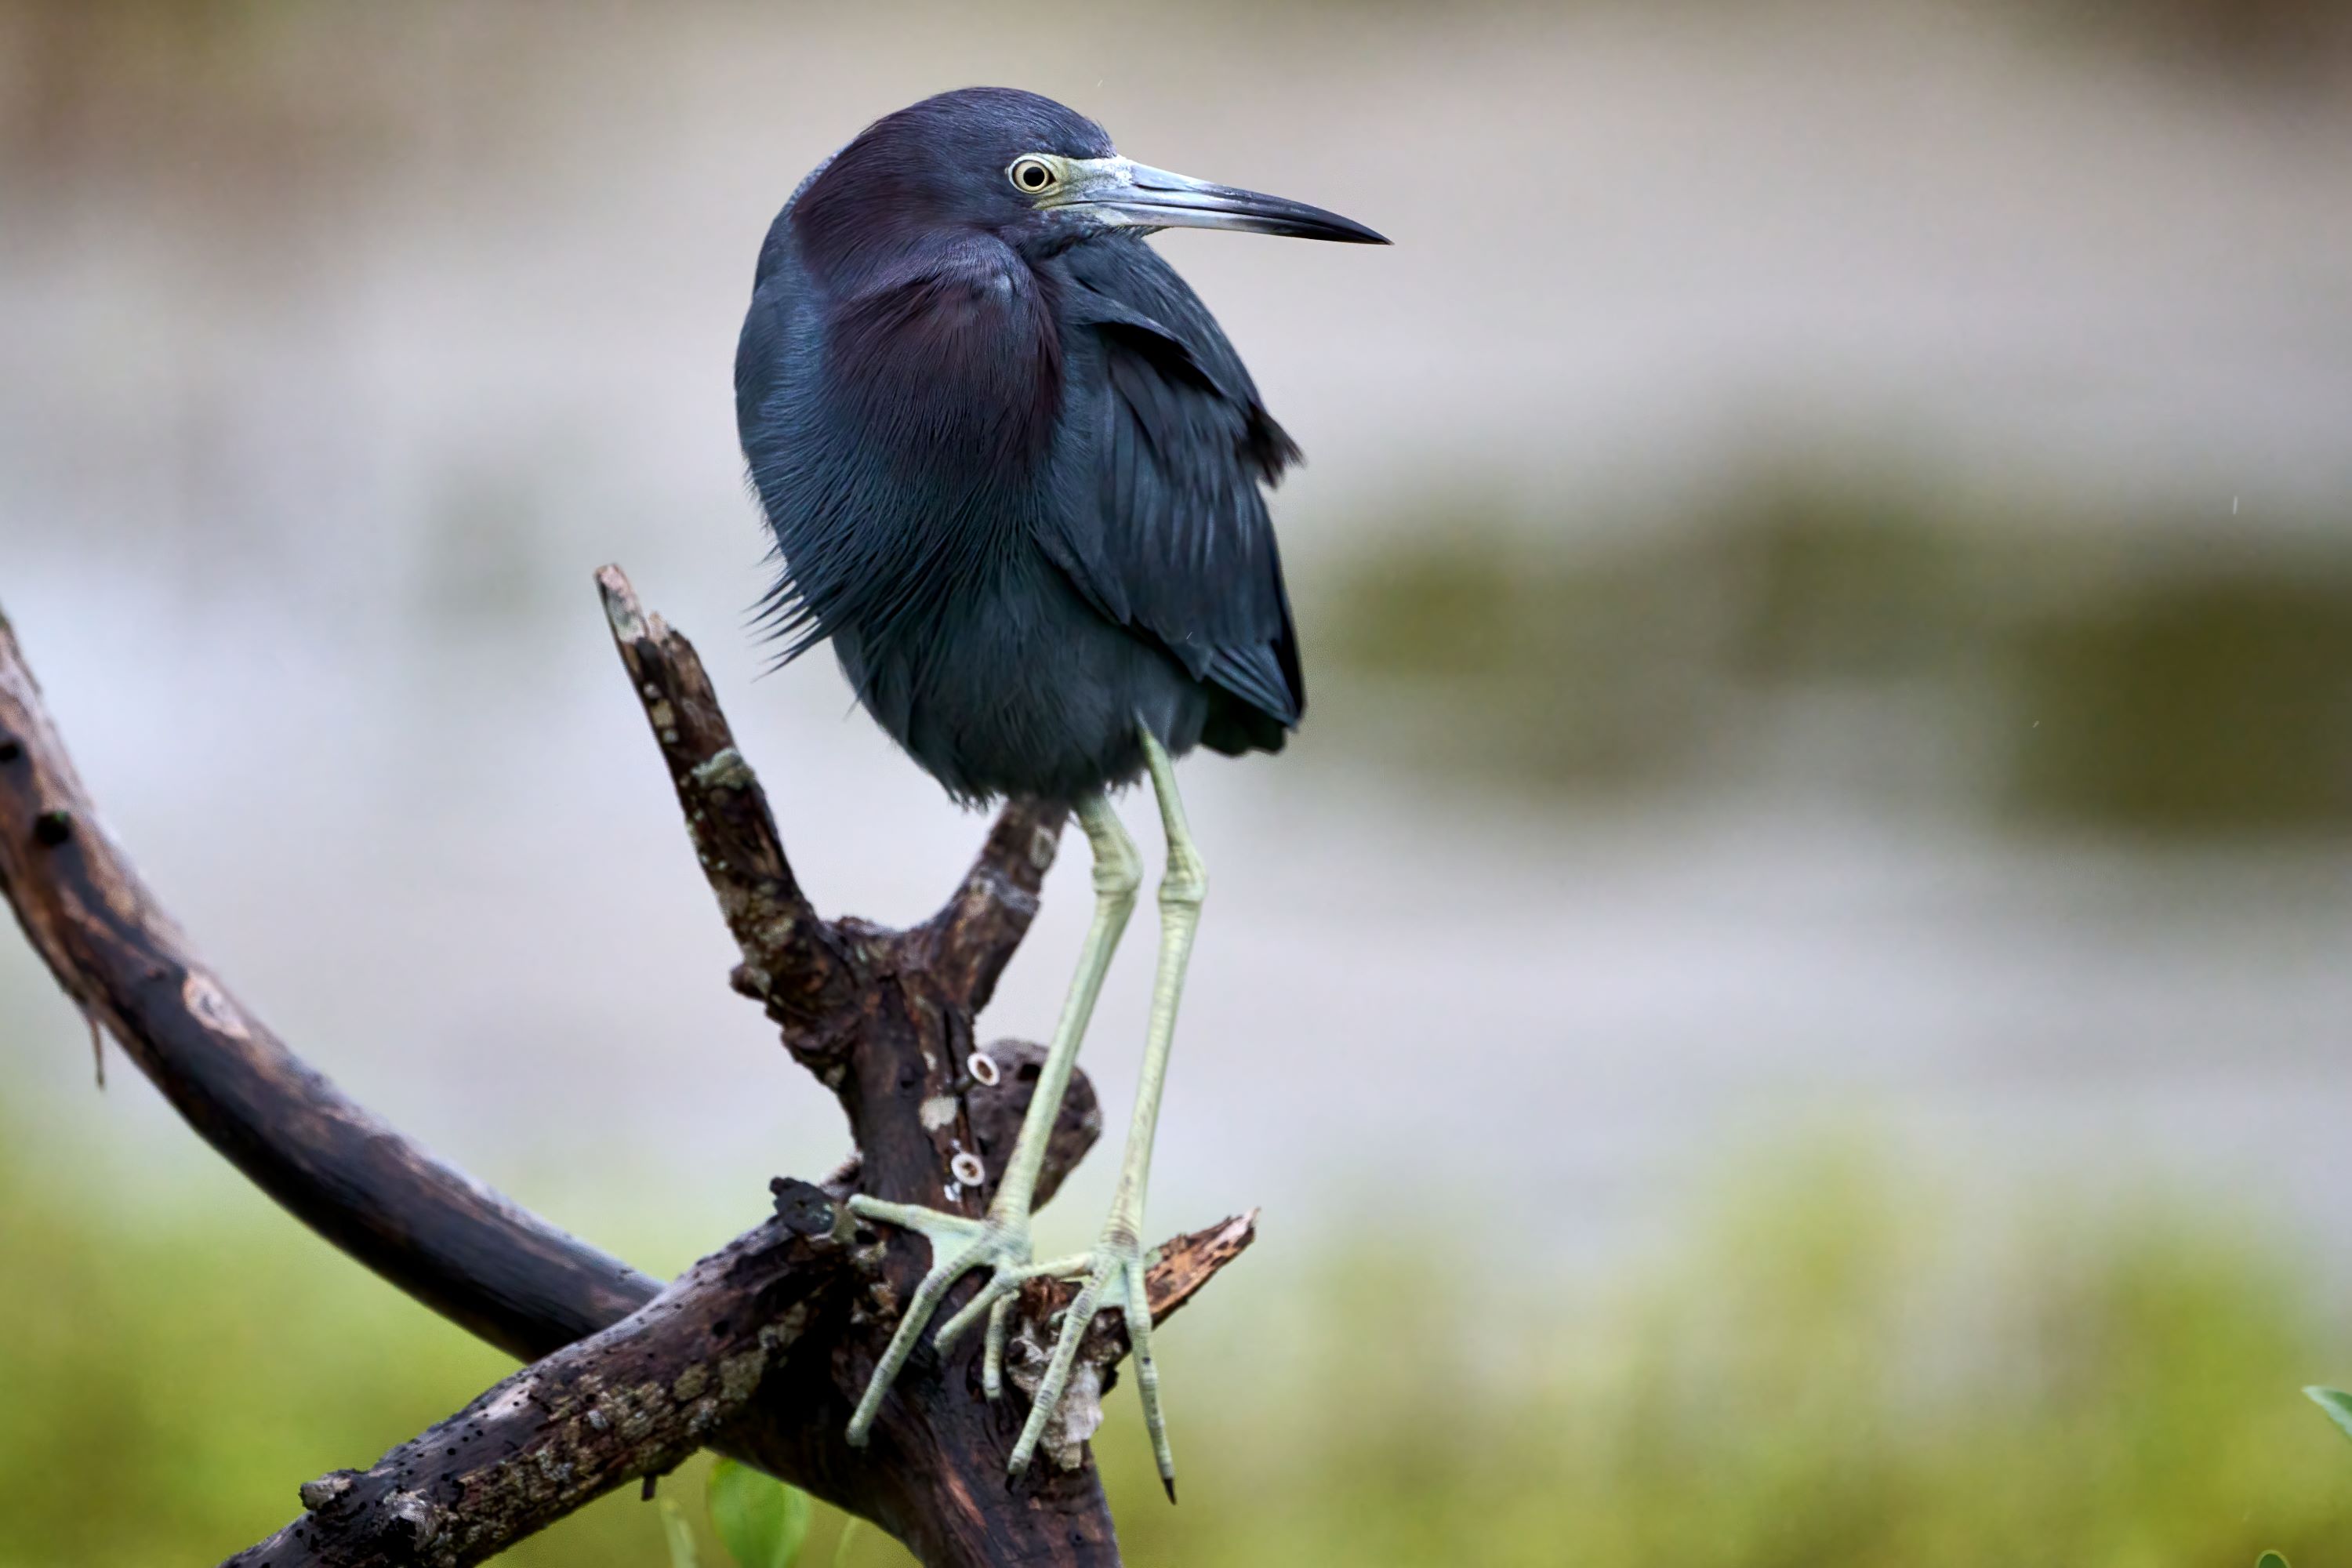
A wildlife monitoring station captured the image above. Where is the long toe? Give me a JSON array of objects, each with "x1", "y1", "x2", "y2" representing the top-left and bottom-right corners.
[
  {"x1": 933, "y1": 1270, "x2": 1022, "y2": 1350},
  {"x1": 1007, "y1": 1248, "x2": 1142, "y2": 1476},
  {"x1": 840, "y1": 1205, "x2": 1034, "y2": 1446},
  {"x1": 847, "y1": 1250, "x2": 973, "y2": 1446},
  {"x1": 983, "y1": 1294, "x2": 1014, "y2": 1400},
  {"x1": 1121, "y1": 1260, "x2": 1176, "y2": 1501}
]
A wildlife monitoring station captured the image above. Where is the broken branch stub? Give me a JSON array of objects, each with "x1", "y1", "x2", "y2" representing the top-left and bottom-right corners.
[{"x1": 597, "y1": 564, "x2": 855, "y2": 1038}]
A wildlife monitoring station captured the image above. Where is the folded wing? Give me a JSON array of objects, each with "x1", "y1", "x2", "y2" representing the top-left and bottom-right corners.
[{"x1": 1040, "y1": 232, "x2": 1305, "y2": 740}]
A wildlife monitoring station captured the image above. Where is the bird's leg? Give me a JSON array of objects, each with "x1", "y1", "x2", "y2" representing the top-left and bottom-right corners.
[
  {"x1": 1009, "y1": 727, "x2": 1203, "y2": 1498},
  {"x1": 844, "y1": 793, "x2": 1141, "y2": 1446}
]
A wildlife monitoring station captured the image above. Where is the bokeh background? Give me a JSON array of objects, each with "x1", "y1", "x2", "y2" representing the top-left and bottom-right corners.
[{"x1": 5, "y1": 1, "x2": 2351, "y2": 1562}]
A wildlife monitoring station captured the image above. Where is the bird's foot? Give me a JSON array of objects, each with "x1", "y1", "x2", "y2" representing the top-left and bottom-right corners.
[
  {"x1": 844, "y1": 1195, "x2": 1088, "y2": 1446},
  {"x1": 1007, "y1": 1229, "x2": 1175, "y2": 1499}
]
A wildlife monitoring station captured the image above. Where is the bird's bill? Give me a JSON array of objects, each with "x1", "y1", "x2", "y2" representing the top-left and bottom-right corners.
[{"x1": 1058, "y1": 158, "x2": 1388, "y2": 244}]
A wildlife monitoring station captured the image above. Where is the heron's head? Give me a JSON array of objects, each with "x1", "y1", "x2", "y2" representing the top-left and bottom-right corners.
[{"x1": 795, "y1": 87, "x2": 1386, "y2": 279}]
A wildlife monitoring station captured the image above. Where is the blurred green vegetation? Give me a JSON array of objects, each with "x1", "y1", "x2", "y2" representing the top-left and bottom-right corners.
[
  {"x1": 2006, "y1": 572, "x2": 2352, "y2": 833},
  {"x1": 1312, "y1": 471, "x2": 2352, "y2": 836},
  {"x1": 5, "y1": 1132, "x2": 2350, "y2": 1566}
]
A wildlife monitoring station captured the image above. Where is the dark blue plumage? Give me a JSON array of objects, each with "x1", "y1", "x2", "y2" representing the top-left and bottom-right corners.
[{"x1": 735, "y1": 87, "x2": 1381, "y2": 803}]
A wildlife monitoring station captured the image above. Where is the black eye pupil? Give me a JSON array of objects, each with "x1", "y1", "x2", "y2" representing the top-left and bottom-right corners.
[{"x1": 1020, "y1": 164, "x2": 1047, "y2": 188}]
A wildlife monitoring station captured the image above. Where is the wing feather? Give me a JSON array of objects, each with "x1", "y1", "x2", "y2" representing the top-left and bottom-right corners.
[{"x1": 1044, "y1": 233, "x2": 1305, "y2": 729}]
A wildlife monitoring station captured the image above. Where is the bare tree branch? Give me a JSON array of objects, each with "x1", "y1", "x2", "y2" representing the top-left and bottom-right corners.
[
  {"x1": 597, "y1": 566, "x2": 855, "y2": 1040},
  {"x1": 0, "y1": 605, "x2": 653, "y2": 1359},
  {"x1": 925, "y1": 797, "x2": 1069, "y2": 1012},
  {"x1": 227, "y1": 1189, "x2": 848, "y2": 1568},
  {"x1": 0, "y1": 573, "x2": 1262, "y2": 1567},
  {"x1": 228, "y1": 1192, "x2": 1251, "y2": 1568}
]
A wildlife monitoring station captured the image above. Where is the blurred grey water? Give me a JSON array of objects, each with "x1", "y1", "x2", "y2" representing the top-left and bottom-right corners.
[
  {"x1": 7, "y1": 572, "x2": 2350, "y2": 1269},
  {"x1": 2, "y1": 0, "x2": 2350, "y2": 1269}
]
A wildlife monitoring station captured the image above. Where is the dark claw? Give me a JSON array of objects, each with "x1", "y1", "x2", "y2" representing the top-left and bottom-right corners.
[{"x1": 1162, "y1": 1476, "x2": 1177, "y2": 1504}]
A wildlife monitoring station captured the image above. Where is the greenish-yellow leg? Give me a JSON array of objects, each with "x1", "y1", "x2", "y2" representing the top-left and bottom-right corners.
[
  {"x1": 1008, "y1": 728, "x2": 1203, "y2": 1499},
  {"x1": 843, "y1": 793, "x2": 1141, "y2": 1448}
]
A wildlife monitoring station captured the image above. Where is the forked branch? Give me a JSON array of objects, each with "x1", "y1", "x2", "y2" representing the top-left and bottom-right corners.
[{"x1": 0, "y1": 574, "x2": 1256, "y2": 1568}]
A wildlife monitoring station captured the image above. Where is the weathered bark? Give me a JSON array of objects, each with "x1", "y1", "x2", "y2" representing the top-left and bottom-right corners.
[
  {"x1": 226, "y1": 1199, "x2": 1255, "y2": 1568},
  {"x1": 0, "y1": 574, "x2": 1258, "y2": 1568},
  {"x1": 229, "y1": 1185, "x2": 849, "y2": 1568}
]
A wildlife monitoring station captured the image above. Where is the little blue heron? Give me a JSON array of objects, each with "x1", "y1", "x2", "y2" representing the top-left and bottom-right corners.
[{"x1": 734, "y1": 85, "x2": 1385, "y2": 1494}]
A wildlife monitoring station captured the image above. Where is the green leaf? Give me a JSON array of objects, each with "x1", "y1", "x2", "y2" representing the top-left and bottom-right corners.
[
  {"x1": 2256, "y1": 1553, "x2": 2289, "y2": 1568},
  {"x1": 706, "y1": 1457, "x2": 813, "y2": 1568},
  {"x1": 657, "y1": 1497, "x2": 700, "y2": 1568},
  {"x1": 2304, "y1": 1385, "x2": 2352, "y2": 1445}
]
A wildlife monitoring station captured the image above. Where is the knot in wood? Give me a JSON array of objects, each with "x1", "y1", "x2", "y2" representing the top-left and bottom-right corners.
[
  {"x1": 296, "y1": 1470, "x2": 357, "y2": 1512},
  {"x1": 769, "y1": 1176, "x2": 837, "y2": 1236}
]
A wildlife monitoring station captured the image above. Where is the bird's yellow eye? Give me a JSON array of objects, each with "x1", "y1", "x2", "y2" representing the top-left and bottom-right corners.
[{"x1": 1009, "y1": 156, "x2": 1059, "y2": 196}]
